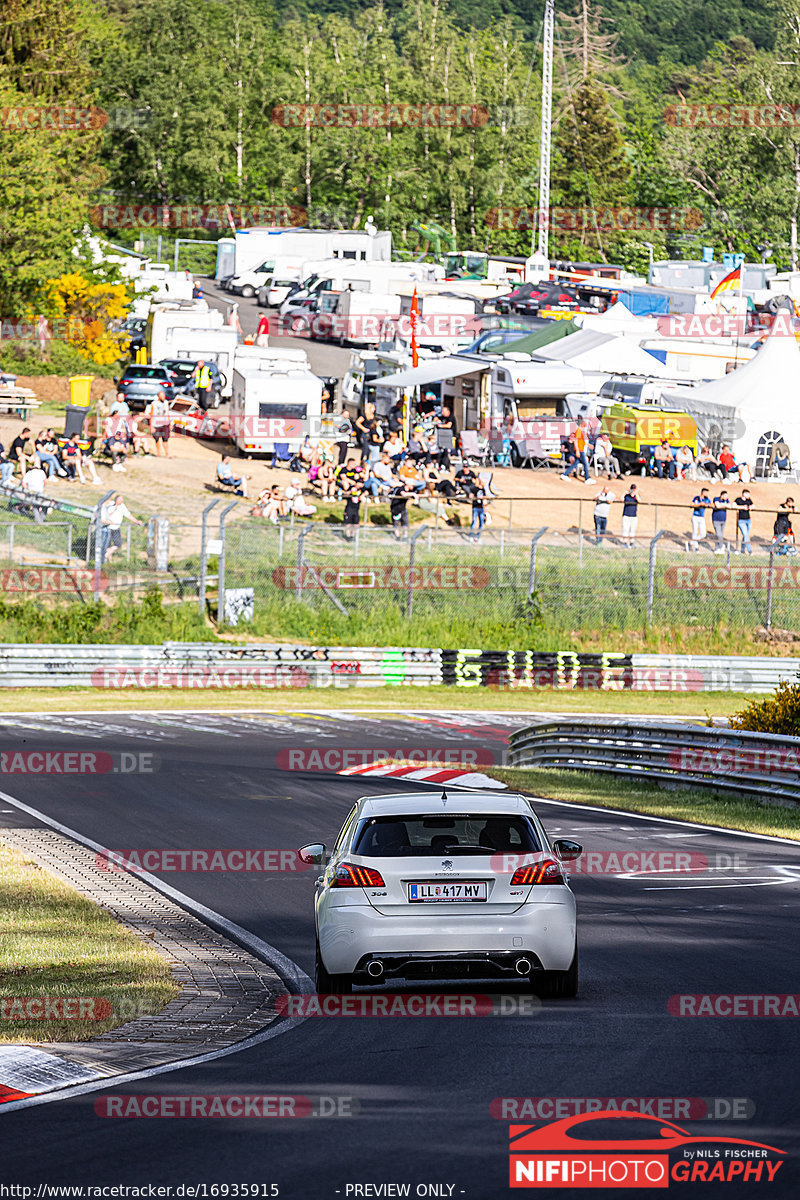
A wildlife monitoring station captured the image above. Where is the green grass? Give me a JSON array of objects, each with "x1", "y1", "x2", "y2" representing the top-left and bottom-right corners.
[
  {"x1": 0, "y1": 840, "x2": 179, "y2": 1043},
  {"x1": 0, "y1": 686, "x2": 746, "y2": 715},
  {"x1": 491, "y1": 766, "x2": 800, "y2": 841}
]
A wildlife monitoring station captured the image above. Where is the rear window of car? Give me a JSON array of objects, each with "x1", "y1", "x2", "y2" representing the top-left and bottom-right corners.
[
  {"x1": 351, "y1": 814, "x2": 541, "y2": 857},
  {"x1": 126, "y1": 366, "x2": 169, "y2": 379}
]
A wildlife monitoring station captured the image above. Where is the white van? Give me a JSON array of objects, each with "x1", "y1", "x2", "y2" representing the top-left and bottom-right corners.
[
  {"x1": 158, "y1": 327, "x2": 239, "y2": 397},
  {"x1": 230, "y1": 366, "x2": 323, "y2": 455},
  {"x1": 147, "y1": 301, "x2": 225, "y2": 364},
  {"x1": 256, "y1": 271, "x2": 302, "y2": 308}
]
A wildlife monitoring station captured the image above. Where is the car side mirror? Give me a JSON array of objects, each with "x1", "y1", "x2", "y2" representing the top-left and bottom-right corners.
[
  {"x1": 298, "y1": 843, "x2": 328, "y2": 865},
  {"x1": 553, "y1": 839, "x2": 582, "y2": 861}
]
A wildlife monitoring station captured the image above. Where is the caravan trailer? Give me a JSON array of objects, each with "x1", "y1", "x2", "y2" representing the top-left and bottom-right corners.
[{"x1": 230, "y1": 366, "x2": 323, "y2": 455}]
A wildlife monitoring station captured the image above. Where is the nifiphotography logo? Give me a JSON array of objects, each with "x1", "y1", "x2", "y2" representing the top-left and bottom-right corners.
[{"x1": 508, "y1": 1110, "x2": 785, "y2": 1188}]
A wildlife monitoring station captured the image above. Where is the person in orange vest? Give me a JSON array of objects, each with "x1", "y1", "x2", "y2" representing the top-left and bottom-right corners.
[{"x1": 561, "y1": 417, "x2": 593, "y2": 482}]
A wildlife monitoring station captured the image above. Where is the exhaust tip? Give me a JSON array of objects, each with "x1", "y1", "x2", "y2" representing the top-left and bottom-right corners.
[
  {"x1": 515, "y1": 957, "x2": 532, "y2": 976},
  {"x1": 366, "y1": 959, "x2": 385, "y2": 978}
]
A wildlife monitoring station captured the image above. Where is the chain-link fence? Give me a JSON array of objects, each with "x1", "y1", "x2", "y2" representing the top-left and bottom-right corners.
[{"x1": 1, "y1": 485, "x2": 798, "y2": 635}]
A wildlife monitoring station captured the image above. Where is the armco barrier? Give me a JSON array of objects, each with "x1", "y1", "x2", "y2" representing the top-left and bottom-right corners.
[
  {"x1": 0, "y1": 643, "x2": 441, "y2": 689},
  {"x1": 0, "y1": 644, "x2": 795, "y2": 691},
  {"x1": 508, "y1": 720, "x2": 800, "y2": 804}
]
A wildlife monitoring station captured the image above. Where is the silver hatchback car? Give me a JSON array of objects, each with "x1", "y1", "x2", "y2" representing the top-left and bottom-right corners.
[{"x1": 300, "y1": 791, "x2": 581, "y2": 997}]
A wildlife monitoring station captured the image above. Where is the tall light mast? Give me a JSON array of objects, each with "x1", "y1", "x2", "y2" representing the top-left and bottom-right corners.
[{"x1": 531, "y1": 0, "x2": 554, "y2": 273}]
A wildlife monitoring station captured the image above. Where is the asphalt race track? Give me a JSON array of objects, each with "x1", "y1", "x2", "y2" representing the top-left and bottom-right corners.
[{"x1": 0, "y1": 710, "x2": 798, "y2": 1198}]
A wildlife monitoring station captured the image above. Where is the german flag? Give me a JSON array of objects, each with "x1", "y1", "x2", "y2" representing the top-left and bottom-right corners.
[{"x1": 710, "y1": 265, "x2": 742, "y2": 299}]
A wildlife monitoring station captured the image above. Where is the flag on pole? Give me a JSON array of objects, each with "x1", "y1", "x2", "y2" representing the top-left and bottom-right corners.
[
  {"x1": 410, "y1": 287, "x2": 420, "y2": 368},
  {"x1": 710, "y1": 265, "x2": 742, "y2": 299}
]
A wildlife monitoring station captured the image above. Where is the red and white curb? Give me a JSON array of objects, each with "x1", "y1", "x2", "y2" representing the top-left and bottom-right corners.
[
  {"x1": 338, "y1": 763, "x2": 507, "y2": 789},
  {"x1": 0, "y1": 1045, "x2": 108, "y2": 1104}
]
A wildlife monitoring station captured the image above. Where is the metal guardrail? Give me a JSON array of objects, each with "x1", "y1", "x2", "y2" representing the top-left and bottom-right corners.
[
  {"x1": 508, "y1": 719, "x2": 800, "y2": 805},
  {"x1": 632, "y1": 654, "x2": 798, "y2": 693},
  {"x1": 0, "y1": 643, "x2": 442, "y2": 689}
]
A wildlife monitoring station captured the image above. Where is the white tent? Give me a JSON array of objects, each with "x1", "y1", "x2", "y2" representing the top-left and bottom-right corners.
[
  {"x1": 534, "y1": 328, "x2": 678, "y2": 388},
  {"x1": 664, "y1": 320, "x2": 800, "y2": 475},
  {"x1": 578, "y1": 301, "x2": 660, "y2": 338}
]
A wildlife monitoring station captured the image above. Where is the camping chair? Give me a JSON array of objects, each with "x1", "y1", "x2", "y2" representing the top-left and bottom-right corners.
[
  {"x1": 478, "y1": 470, "x2": 497, "y2": 498},
  {"x1": 516, "y1": 437, "x2": 550, "y2": 469},
  {"x1": 459, "y1": 429, "x2": 489, "y2": 466},
  {"x1": 271, "y1": 442, "x2": 292, "y2": 469},
  {"x1": 436, "y1": 429, "x2": 461, "y2": 469}
]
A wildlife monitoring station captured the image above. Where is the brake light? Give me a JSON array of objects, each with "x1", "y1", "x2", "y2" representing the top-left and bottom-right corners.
[
  {"x1": 331, "y1": 863, "x2": 386, "y2": 888},
  {"x1": 121, "y1": 380, "x2": 132, "y2": 385},
  {"x1": 510, "y1": 859, "x2": 564, "y2": 886}
]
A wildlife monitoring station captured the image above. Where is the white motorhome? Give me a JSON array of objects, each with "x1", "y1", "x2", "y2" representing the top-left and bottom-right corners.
[
  {"x1": 281, "y1": 260, "x2": 444, "y2": 313},
  {"x1": 323, "y1": 290, "x2": 402, "y2": 346},
  {"x1": 229, "y1": 366, "x2": 323, "y2": 455},
  {"x1": 640, "y1": 335, "x2": 757, "y2": 380},
  {"x1": 230, "y1": 227, "x2": 392, "y2": 279},
  {"x1": 134, "y1": 265, "x2": 194, "y2": 302},
  {"x1": 234, "y1": 344, "x2": 310, "y2": 372},
  {"x1": 147, "y1": 301, "x2": 225, "y2": 362}
]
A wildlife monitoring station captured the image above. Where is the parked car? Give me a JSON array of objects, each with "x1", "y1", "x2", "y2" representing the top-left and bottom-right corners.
[
  {"x1": 301, "y1": 790, "x2": 581, "y2": 996},
  {"x1": 279, "y1": 294, "x2": 320, "y2": 335},
  {"x1": 256, "y1": 277, "x2": 303, "y2": 309},
  {"x1": 113, "y1": 364, "x2": 180, "y2": 411},
  {"x1": 158, "y1": 359, "x2": 225, "y2": 408}
]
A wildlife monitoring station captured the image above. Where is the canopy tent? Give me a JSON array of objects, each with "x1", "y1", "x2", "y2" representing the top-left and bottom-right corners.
[
  {"x1": 663, "y1": 322, "x2": 800, "y2": 474},
  {"x1": 372, "y1": 354, "x2": 486, "y2": 389},
  {"x1": 579, "y1": 301, "x2": 660, "y2": 338},
  {"x1": 534, "y1": 328, "x2": 678, "y2": 384}
]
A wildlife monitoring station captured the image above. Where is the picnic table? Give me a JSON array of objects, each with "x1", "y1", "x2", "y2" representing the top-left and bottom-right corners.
[{"x1": 0, "y1": 385, "x2": 41, "y2": 421}]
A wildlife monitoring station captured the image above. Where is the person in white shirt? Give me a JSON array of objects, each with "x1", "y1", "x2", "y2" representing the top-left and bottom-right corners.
[
  {"x1": 145, "y1": 391, "x2": 171, "y2": 458},
  {"x1": 594, "y1": 433, "x2": 619, "y2": 477},
  {"x1": 100, "y1": 494, "x2": 143, "y2": 563},
  {"x1": 382, "y1": 432, "x2": 405, "y2": 462},
  {"x1": 283, "y1": 484, "x2": 317, "y2": 516},
  {"x1": 593, "y1": 485, "x2": 615, "y2": 543},
  {"x1": 23, "y1": 459, "x2": 46, "y2": 495}
]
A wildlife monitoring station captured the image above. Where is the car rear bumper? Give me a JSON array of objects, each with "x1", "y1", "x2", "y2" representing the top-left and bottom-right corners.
[{"x1": 318, "y1": 899, "x2": 576, "y2": 975}]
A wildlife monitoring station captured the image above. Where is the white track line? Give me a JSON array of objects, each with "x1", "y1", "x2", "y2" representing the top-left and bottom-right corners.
[{"x1": 0, "y1": 789, "x2": 313, "y2": 1115}]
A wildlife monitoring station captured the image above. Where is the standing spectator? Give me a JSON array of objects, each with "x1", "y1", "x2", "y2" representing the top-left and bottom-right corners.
[
  {"x1": 698, "y1": 445, "x2": 724, "y2": 479},
  {"x1": 389, "y1": 482, "x2": 414, "y2": 540},
  {"x1": 34, "y1": 430, "x2": 66, "y2": 478},
  {"x1": 100, "y1": 494, "x2": 143, "y2": 563},
  {"x1": 594, "y1": 432, "x2": 619, "y2": 477},
  {"x1": 690, "y1": 488, "x2": 711, "y2": 551},
  {"x1": 341, "y1": 475, "x2": 364, "y2": 539},
  {"x1": 387, "y1": 401, "x2": 404, "y2": 435},
  {"x1": 561, "y1": 418, "x2": 593, "y2": 482},
  {"x1": 711, "y1": 489, "x2": 731, "y2": 553},
  {"x1": 593, "y1": 485, "x2": 615, "y2": 544},
  {"x1": 354, "y1": 399, "x2": 376, "y2": 463},
  {"x1": 621, "y1": 483, "x2": 639, "y2": 548},
  {"x1": 774, "y1": 498, "x2": 795, "y2": 544},
  {"x1": 192, "y1": 360, "x2": 213, "y2": 411},
  {"x1": 735, "y1": 489, "x2": 754, "y2": 555},
  {"x1": 110, "y1": 392, "x2": 131, "y2": 416},
  {"x1": 654, "y1": 440, "x2": 677, "y2": 479},
  {"x1": 435, "y1": 405, "x2": 457, "y2": 470},
  {"x1": 470, "y1": 485, "x2": 487, "y2": 541},
  {"x1": 9, "y1": 427, "x2": 34, "y2": 474},
  {"x1": 333, "y1": 413, "x2": 352, "y2": 466},
  {"x1": 79, "y1": 441, "x2": 100, "y2": 485},
  {"x1": 145, "y1": 391, "x2": 171, "y2": 458}
]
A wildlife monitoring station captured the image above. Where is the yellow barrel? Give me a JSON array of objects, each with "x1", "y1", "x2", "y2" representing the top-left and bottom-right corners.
[{"x1": 69, "y1": 375, "x2": 93, "y2": 406}]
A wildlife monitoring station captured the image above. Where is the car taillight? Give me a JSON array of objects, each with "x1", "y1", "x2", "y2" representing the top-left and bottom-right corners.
[
  {"x1": 331, "y1": 863, "x2": 386, "y2": 888},
  {"x1": 121, "y1": 380, "x2": 132, "y2": 385},
  {"x1": 511, "y1": 859, "x2": 564, "y2": 886}
]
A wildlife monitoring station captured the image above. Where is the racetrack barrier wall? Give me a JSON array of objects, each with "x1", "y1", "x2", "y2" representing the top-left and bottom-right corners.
[
  {"x1": 508, "y1": 719, "x2": 800, "y2": 804},
  {"x1": 0, "y1": 644, "x2": 795, "y2": 691}
]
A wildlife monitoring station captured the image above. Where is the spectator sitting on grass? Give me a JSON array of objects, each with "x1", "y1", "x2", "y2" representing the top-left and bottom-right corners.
[
  {"x1": 103, "y1": 414, "x2": 130, "y2": 472},
  {"x1": 35, "y1": 430, "x2": 67, "y2": 478},
  {"x1": 284, "y1": 483, "x2": 317, "y2": 517},
  {"x1": 676, "y1": 444, "x2": 695, "y2": 479},
  {"x1": 363, "y1": 452, "x2": 396, "y2": 498},
  {"x1": 128, "y1": 413, "x2": 150, "y2": 456},
  {"x1": 62, "y1": 433, "x2": 82, "y2": 481},
  {"x1": 216, "y1": 455, "x2": 249, "y2": 497},
  {"x1": 0, "y1": 443, "x2": 14, "y2": 487},
  {"x1": 22, "y1": 456, "x2": 47, "y2": 496},
  {"x1": 455, "y1": 463, "x2": 479, "y2": 496},
  {"x1": 383, "y1": 430, "x2": 405, "y2": 462},
  {"x1": 9, "y1": 427, "x2": 34, "y2": 474},
  {"x1": 80, "y1": 440, "x2": 100, "y2": 485},
  {"x1": 315, "y1": 458, "x2": 337, "y2": 499},
  {"x1": 251, "y1": 484, "x2": 286, "y2": 522}
]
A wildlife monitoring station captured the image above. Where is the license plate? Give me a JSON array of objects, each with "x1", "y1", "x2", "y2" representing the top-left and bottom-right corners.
[{"x1": 408, "y1": 881, "x2": 487, "y2": 902}]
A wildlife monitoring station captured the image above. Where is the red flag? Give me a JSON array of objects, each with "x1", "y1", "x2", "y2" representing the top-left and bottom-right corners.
[{"x1": 410, "y1": 287, "x2": 420, "y2": 368}]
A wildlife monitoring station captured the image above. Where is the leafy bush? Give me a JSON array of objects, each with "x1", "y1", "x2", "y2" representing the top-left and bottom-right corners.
[
  {"x1": 0, "y1": 339, "x2": 119, "y2": 378},
  {"x1": 729, "y1": 676, "x2": 800, "y2": 735}
]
